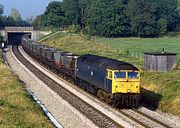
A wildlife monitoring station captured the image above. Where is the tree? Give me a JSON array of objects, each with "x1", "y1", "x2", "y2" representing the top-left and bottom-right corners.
[
  {"x1": 0, "y1": 34, "x2": 4, "y2": 44},
  {"x1": 37, "y1": 0, "x2": 179, "y2": 37},
  {"x1": 0, "y1": 4, "x2": 3, "y2": 15},
  {"x1": 157, "y1": 18, "x2": 168, "y2": 35},
  {"x1": 78, "y1": 0, "x2": 91, "y2": 30},
  {"x1": 0, "y1": 6, "x2": 30, "y2": 27},
  {"x1": 156, "y1": 0, "x2": 179, "y2": 31},
  {"x1": 32, "y1": 15, "x2": 42, "y2": 30},
  {"x1": 0, "y1": 4, "x2": 4, "y2": 27},
  {"x1": 26, "y1": 15, "x2": 34, "y2": 24},
  {"x1": 4, "y1": 16, "x2": 16, "y2": 26},
  {"x1": 0, "y1": 5, "x2": 4, "y2": 44},
  {"x1": 127, "y1": 0, "x2": 159, "y2": 37},
  {"x1": 62, "y1": 0, "x2": 81, "y2": 25},
  {"x1": 9, "y1": 8, "x2": 22, "y2": 22},
  {"x1": 41, "y1": 1, "x2": 65, "y2": 28},
  {"x1": 88, "y1": 0, "x2": 130, "y2": 37}
]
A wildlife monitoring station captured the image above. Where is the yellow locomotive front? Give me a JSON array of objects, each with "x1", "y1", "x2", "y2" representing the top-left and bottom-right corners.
[
  {"x1": 107, "y1": 70, "x2": 140, "y2": 94},
  {"x1": 106, "y1": 69, "x2": 140, "y2": 107}
]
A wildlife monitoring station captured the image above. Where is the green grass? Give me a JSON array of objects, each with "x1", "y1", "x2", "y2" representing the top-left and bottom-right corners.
[
  {"x1": 41, "y1": 32, "x2": 180, "y2": 116},
  {"x1": 95, "y1": 37, "x2": 180, "y2": 62},
  {"x1": 0, "y1": 49, "x2": 53, "y2": 127}
]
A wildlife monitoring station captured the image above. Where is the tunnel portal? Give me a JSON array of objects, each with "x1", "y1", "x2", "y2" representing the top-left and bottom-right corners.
[
  {"x1": 5, "y1": 27, "x2": 33, "y2": 45},
  {"x1": 8, "y1": 32, "x2": 31, "y2": 45}
]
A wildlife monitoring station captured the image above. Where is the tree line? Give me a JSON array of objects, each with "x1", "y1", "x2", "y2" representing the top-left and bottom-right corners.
[
  {"x1": 0, "y1": 5, "x2": 30, "y2": 28},
  {"x1": 1, "y1": 1, "x2": 179, "y2": 37},
  {"x1": 0, "y1": 5, "x2": 30, "y2": 44},
  {"x1": 36, "y1": 0, "x2": 179, "y2": 37}
]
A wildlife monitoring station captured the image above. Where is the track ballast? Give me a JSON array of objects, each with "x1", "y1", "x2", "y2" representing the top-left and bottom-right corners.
[{"x1": 12, "y1": 45, "x2": 123, "y2": 128}]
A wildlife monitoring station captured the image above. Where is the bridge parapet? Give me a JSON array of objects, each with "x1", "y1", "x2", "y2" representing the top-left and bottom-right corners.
[
  {"x1": 5, "y1": 26, "x2": 33, "y2": 44},
  {"x1": 5, "y1": 27, "x2": 33, "y2": 33}
]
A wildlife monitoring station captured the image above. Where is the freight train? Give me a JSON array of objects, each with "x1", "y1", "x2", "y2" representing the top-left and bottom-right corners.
[{"x1": 21, "y1": 35, "x2": 141, "y2": 107}]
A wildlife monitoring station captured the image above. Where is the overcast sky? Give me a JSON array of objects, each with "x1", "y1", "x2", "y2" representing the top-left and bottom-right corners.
[{"x1": 0, "y1": 0, "x2": 62, "y2": 19}]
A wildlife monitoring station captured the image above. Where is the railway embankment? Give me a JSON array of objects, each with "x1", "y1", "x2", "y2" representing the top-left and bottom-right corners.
[{"x1": 41, "y1": 32, "x2": 180, "y2": 116}]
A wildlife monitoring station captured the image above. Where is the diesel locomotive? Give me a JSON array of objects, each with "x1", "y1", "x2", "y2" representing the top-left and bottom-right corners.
[{"x1": 21, "y1": 35, "x2": 140, "y2": 107}]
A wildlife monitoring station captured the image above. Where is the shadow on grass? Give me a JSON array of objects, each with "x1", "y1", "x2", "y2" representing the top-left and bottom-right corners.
[{"x1": 140, "y1": 88, "x2": 162, "y2": 110}]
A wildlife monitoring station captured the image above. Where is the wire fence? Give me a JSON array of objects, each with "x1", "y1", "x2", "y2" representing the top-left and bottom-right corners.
[
  {"x1": 87, "y1": 35, "x2": 144, "y2": 60},
  {"x1": 97, "y1": 44, "x2": 180, "y2": 64},
  {"x1": 112, "y1": 46, "x2": 144, "y2": 60}
]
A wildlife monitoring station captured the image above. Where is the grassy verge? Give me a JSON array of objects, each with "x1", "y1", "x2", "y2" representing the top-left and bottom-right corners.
[
  {"x1": 0, "y1": 49, "x2": 53, "y2": 127},
  {"x1": 42, "y1": 32, "x2": 180, "y2": 116}
]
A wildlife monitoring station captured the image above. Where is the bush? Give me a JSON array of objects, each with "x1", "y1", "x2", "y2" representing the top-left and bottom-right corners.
[{"x1": 68, "y1": 25, "x2": 81, "y2": 33}]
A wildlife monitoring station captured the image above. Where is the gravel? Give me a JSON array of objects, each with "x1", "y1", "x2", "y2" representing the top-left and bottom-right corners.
[
  {"x1": 138, "y1": 107, "x2": 180, "y2": 128},
  {"x1": 6, "y1": 47, "x2": 97, "y2": 128}
]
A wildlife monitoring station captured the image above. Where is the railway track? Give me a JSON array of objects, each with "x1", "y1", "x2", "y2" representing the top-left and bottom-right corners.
[
  {"x1": 119, "y1": 108, "x2": 171, "y2": 128},
  {"x1": 13, "y1": 45, "x2": 176, "y2": 128},
  {"x1": 12, "y1": 45, "x2": 123, "y2": 128}
]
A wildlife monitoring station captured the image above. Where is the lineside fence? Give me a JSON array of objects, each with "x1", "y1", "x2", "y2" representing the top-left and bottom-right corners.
[
  {"x1": 92, "y1": 39, "x2": 144, "y2": 60},
  {"x1": 112, "y1": 46, "x2": 144, "y2": 60},
  {"x1": 87, "y1": 36, "x2": 179, "y2": 62}
]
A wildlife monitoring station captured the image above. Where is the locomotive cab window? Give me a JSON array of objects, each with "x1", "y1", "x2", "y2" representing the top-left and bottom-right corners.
[
  {"x1": 109, "y1": 71, "x2": 112, "y2": 79},
  {"x1": 114, "y1": 72, "x2": 126, "y2": 79},
  {"x1": 128, "y1": 72, "x2": 139, "y2": 79},
  {"x1": 106, "y1": 70, "x2": 113, "y2": 79}
]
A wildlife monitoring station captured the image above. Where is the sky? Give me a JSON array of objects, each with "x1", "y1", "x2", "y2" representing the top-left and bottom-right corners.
[{"x1": 0, "y1": 0, "x2": 62, "y2": 19}]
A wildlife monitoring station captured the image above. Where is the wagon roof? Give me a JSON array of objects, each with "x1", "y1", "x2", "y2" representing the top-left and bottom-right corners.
[
  {"x1": 78, "y1": 54, "x2": 139, "y2": 71},
  {"x1": 144, "y1": 52, "x2": 177, "y2": 56}
]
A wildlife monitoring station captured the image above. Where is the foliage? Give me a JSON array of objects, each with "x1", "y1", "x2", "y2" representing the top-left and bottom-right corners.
[
  {"x1": 78, "y1": 0, "x2": 91, "y2": 30},
  {"x1": 40, "y1": 1, "x2": 65, "y2": 28},
  {"x1": 0, "y1": 6, "x2": 30, "y2": 27},
  {"x1": 87, "y1": 0, "x2": 130, "y2": 37},
  {"x1": 157, "y1": 0, "x2": 179, "y2": 31},
  {"x1": 127, "y1": 0, "x2": 159, "y2": 37},
  {"x1": 32, "y1": 15, "x2": 42, "y2": 30},
  {"x1": 157, "y1": 18, "x2": 168, "y2": 35},
  {"x1": 38, "y1": 0, "x2": 179, "y2": 37},
  {"x1": 0, "y1": 4, "x2": 3, "y2": 26},
  {"x1": 62, "y1": 0, "x2": 81, "y2": 25},
  {"x1": 68, "y1": 25, "x2": 81, "y2": 33},
  {"x1": 9, "y1": 8, "x2": 22, "y2": 22},
  {"x1": 0, "y1": 4, "x2": 3, "y2": 15},
  {"x1": 0, "y1": 34, "x2": 4, "y2": 45},
  {"x1": 26, "y1": 15, "x2": 34, "y2": 24}
]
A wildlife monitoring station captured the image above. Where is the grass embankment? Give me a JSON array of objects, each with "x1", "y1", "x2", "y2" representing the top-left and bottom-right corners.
[
  {"x1": 41, "y1": 32, "x2": 180, "y2": 116},
  {"x1": 0, "y1": 49, "x2": 53, "y2": 127}
]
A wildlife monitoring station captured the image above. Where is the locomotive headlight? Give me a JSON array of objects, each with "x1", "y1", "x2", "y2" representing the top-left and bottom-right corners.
[{"x1": 128, "y1": 89, "x2": 131, "y2": 93}]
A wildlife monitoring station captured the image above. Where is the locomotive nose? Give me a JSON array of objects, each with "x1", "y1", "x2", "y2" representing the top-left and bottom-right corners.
[{"x1": 114, "y1": 81, "x2": 140, "y2": 94}]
